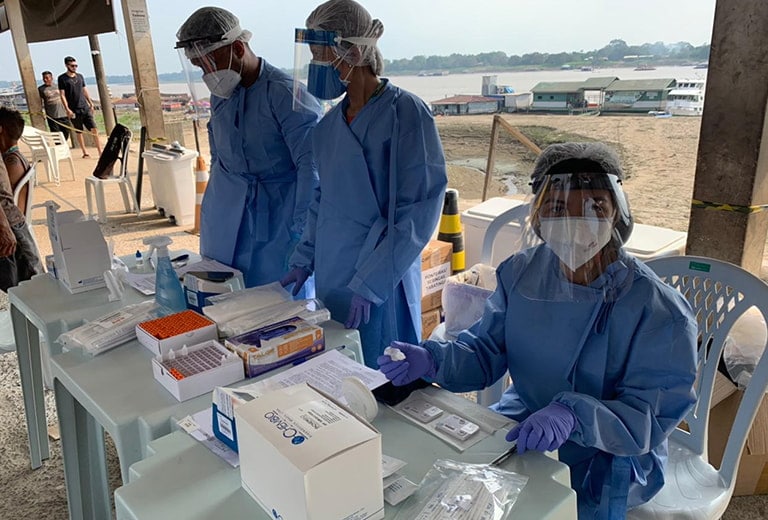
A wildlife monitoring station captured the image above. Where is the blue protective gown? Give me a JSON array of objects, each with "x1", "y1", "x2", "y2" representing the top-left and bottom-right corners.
[
  {"x1": 290, "y1": 80, "x2": 447, "y2": 367},
  {"x1": 202, "y1": 60, "x2": 322, "y2": 289},
  {"x1": 424, "y1": 245, "x2": 697, "y2": 519}
]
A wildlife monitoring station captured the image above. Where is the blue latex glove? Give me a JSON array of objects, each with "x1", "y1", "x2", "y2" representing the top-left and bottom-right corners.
[
  {"x1": 345, "y1": 293, "x2": 372, "y2": 329},
  {"x1": 280, "y1": 267, "x2": 311, "y2": 297},
  {"x1": 506, "y1": 402, "x2": 577, "y2": 454},
  {"x1": 377, "y1": 341, "x2": 436, "y2": 386}
]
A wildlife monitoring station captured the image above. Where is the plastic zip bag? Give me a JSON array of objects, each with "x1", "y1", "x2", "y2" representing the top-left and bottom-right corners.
[
  {"x1": 202, "y1": 282, "x2": 291, "y2": 324},
  {"x1": 394, "y1": 459, "x2": 528, "y2": 520}
]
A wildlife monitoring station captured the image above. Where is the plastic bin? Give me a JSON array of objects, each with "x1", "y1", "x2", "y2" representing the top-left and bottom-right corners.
[
  {"x1": 461, "y1": 197, "x2": 687, "y2": 266},
  {"x1": 142, "y1": 148, "x2": 199, "y2": 226}
]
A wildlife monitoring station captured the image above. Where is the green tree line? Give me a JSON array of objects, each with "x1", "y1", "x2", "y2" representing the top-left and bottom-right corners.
[{"x1": 384, "y1": 39, "x2": 710, "y2": 73}]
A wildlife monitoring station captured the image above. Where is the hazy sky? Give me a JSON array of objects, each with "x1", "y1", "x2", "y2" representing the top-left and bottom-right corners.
[{"x1": 0, "y1": 0, "x2": 716, "y2": 82}]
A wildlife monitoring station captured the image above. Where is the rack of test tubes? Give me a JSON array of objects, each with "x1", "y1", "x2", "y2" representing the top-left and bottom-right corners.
[{"x1": 152, "y1": 339, "x2": 245, "y2": 401}]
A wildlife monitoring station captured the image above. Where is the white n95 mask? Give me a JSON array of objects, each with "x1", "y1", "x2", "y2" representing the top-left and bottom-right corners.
[
  {"x1": 539, "y1": 217, "x2": 614, "y2": 271},
  {"x1": 203, "y1": 69, "x2": 241, "y2": 99}
]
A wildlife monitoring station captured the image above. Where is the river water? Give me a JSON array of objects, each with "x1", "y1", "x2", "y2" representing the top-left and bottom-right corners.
[{"x1": 104, "y1": 65, "x2": 706, "y2": 105}]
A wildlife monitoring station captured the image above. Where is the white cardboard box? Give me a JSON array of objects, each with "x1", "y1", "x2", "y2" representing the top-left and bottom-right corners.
[
  {"x1": 136, "y1": 310, "x2": 219, "y2": 357},
  {"x1": 235, "y1": 382, "x2": 384, "y2": 520},
  {"x1": 151, "y1": 340, "x2": 244, "y2": 401}
]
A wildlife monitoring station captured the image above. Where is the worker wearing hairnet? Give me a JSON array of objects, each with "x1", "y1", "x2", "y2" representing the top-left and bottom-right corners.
[
  {"x1": 282, "y1": 0, "x2": 447, "y2": 367},
  {"x1": 378, "y1": 142, "x2": 697, "y2": 519},
  {"x1": 175, "y1": 7, "x2": 322, "y2": 291}
]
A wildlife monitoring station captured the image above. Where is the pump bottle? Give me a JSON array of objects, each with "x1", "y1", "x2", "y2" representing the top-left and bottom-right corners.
[{"x1": 143, "y1": 236, "x2": 187, "y2": 313}]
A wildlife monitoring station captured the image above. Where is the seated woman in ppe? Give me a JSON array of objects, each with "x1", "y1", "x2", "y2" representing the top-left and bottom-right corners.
[
  {"x1": 175, "y1": 7, "x2": 323, "y2": 291},
  {"x1": 281, "y1": 0, "x2": 447, "y2": 368},
  {"x1": 378, "y1": 142, "x2": 697, "y2": 519}
]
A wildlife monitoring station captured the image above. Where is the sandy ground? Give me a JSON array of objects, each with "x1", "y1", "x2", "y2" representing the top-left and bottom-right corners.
[{"x1": 1, "y1": 113, "x2": 767, "y2": 518}]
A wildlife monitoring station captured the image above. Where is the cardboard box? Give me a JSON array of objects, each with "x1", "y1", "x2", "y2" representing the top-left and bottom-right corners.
[
  {"x1": 235, "y1": 383, "x2": 384, "y2": 520},
  {"x1": 151, "y1": 340, "x2": 244, "y2": 401},
  {"x1": 45, "y1": 202, "x2": 110, "y2": 293},
  {"x1": 422, "y1": 307, "x2": 442, "y2": 339},
  {"x1": 182, "y1": 271, "x2": 244, "y2": 313},
  {"x1": 136, "y1": 310, "x2": 219, "y2": 356},
  {"x1": 224, "y1": 316, "x2": 324, "y2": 378},
  {"x1": 709, "y1": 380, "x2": 768, "y2": 495},
  {"x1": 421, "y1": 240, "x2": 452, "y2": 312}
]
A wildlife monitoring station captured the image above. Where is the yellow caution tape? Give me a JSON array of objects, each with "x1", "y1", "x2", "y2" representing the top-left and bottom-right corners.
[{"x1": 691, "y1": 199, "x2": 768, "y2": 215}]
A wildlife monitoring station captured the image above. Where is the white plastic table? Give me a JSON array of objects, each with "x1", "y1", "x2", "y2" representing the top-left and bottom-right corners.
[
  {"x1": 114, "y1": 399, "x2": 578, "y2": 520},
  {"x1": 50, "y1": 320, "x2": 363, "y2": 520}
]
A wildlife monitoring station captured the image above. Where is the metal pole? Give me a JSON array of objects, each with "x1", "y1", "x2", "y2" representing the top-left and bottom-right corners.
[{"x1": 135, "y1": 126, "x2": 147, "y2": 208}]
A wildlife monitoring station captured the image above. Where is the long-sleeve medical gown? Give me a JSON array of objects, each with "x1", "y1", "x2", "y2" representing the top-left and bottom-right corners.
[
  {"x1": 289, "y1": 80, "x2": 447, "y2": 367},
  {"x1": 423, "y1": 245, "x2": 697, "y2": 518},
  {"x1": 202, "y1": 60, "x2": 322, "y2": 288}
]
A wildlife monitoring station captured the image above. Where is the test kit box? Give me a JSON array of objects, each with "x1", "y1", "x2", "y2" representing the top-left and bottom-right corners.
[
  {"x1": 136, "y1": 310, "x2": 218, "y2": 356},
  {"x1": 46, "y1": 203, "x2": 110, "y2": 294},
  {"x1": 152, "y1": 340, "x2": 244, "y2": 402},
  {"x1": 182, "y1": 271, "x2": 244, "y2": 313},
  {"x1": 421, "y1": 240, "x2": 452, "y2": 312},
  {"x1": 235, "y1": 383, "x2": 384, "y2": 520},
  {"x1": 224, "y1": 316, "x2": 324, "y2": 378}
]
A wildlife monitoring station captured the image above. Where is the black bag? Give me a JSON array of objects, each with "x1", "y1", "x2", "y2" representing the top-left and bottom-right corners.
[{"x1": 92, "y1": 124, "x2": 131, "y2": 179}]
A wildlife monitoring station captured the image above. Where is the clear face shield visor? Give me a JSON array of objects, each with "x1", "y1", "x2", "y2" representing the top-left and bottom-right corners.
[
  {"x1": 293, "y1": 28, "x2": 348, "y2": 110},
  {"x1": 175, "y1": 36, "x2": 239, "y2": 106},
  {"x1": 514, "y1": 172, "x2": 634, "y2": 302}
]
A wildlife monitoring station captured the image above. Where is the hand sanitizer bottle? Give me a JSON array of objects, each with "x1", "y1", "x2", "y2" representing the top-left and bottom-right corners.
[
  {"x1": 143, "y1": 236, "x2": 186, "y2": 313},
  {"x1": 135, "y1": 250, "x2": 145, "y2": 271}
]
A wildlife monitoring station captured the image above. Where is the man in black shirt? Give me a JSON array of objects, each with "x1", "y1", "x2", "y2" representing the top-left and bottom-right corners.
[{"x1": 58, "y1": 56, "x2": 102, "y2": 157}]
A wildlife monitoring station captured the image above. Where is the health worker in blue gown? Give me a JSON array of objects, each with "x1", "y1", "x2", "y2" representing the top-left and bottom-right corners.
[
  {"x1": 281, "y1": 0, "x2": 448, "y2": 367},
  {"x1": 378, "y1": 142, "x2": 698, "y2": 519},
  {"x1": 176, "y1": 7, "x2": 323, "y2": 291}
]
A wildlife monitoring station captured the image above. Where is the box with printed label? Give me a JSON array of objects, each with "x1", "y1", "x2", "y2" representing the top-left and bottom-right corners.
[
  {"x1": 136, "y1": 310, "x2": 218, "y2": 356},
  {"x1": 421, "y1": 240, "x2": 453, "y2": 312},
  {"x1": 421, "y1": 307, "x2": 442, "y2": 339},
  {"x1": 236, "y1": 382, "x2": 384, "y2": 520},
  {"x1": 224, "y1": 316, "x2": 324, "y2": 378}
]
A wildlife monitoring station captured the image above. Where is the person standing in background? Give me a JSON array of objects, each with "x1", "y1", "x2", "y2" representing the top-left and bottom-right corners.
[
  {"x1": 38, "y1": 71, "x2": 70, "y2": 140},
  {"x1": 58, "y1": 56, "x2": 102, "y2": 158}
]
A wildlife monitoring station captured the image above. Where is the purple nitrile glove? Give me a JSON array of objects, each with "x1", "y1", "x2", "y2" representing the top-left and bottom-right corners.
[
  {"x1": 280, "y1": 267, "x2": 311, "y2": 296},
  {"x1": 377, "y1": 341, "x2": 437, "y2": 386},
  {"x1": 506, "y1": 402, "x2": 577, "y2": 454},
  {"x1": 345, "y1": 293, "x2": 372, "y2": 329}
]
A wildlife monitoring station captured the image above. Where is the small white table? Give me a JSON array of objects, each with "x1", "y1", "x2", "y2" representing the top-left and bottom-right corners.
[{"x1": 114, "y1": 400, "x2": 578, "y2": 519}]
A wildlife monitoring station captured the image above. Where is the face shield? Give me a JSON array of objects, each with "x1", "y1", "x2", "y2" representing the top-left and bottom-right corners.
[
  {"x1": 175, "y1": 28, "x2": 247, "y2": 102},
  {"x1": 293, "y1": 28, "x2": 347, "y2": 109},
  {"x1": 513, "y1": 172, "x2": 634, "y2": 303}
]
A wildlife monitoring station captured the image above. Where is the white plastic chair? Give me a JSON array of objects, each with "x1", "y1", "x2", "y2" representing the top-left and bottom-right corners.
[
  {"x1": 19, "y1": 128, "x2": 76, "y2": 186},
  {"x1": 627, "y1": 255, "x2": 768, "y2": 519},
  {"x1": 85, "y1": 128, "x2": 140, "y2": 223}
]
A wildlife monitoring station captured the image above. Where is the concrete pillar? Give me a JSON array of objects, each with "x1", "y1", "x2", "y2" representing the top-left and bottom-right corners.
[
  {"x1": 121, "y1": 0, "x2": 165, "y2": 141},
  {"x1": 686, "y1": 0, "x2": 768, "y2": 275},
  {"x1": 4, "y1": 0, "x2": 45, "y2": 130}
]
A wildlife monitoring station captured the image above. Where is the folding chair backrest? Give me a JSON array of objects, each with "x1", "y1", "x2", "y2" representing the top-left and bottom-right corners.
[
  {"x1": 12, "y1": 164, "x2": 36, "y2": 223},
  {"x1": 479, "y1": 201, "x2": 539, "y2": 266},
  {"x1": 92, "y1": 124, "x2": 132, "y2": 179},
  {"x1": 645, "y1": 256, "x2": 768, "y2": 463}
]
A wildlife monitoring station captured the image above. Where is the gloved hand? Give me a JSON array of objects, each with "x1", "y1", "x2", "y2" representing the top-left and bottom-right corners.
[
  {"x1": 345, "y1": 293, "x2": 372, "y2": 329},
  {"x1": 377, "y1": 341, "x2": 436, "y2": 386},
  {"x1": 506, "y1": 402, "x2": 577, "y2": 454},
  {"x1": 280, "y1": 267, "x2": 311, "y2": 297}
]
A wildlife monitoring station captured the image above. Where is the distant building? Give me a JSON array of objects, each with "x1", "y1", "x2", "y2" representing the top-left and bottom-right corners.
[
  {"x1": 530, "y1": 81, "x2": 588, "y2": 112},
  {"x1": 430, "y1": 95, "x2": 500, "y2": 116},
  {"x1": 602, "y1": 78, "x2": 675, "y2": 113}
]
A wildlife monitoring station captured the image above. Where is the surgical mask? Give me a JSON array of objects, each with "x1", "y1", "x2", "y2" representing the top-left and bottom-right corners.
[
  {"x1": 202, "y1": 47, "x2": 242, "y2": 99},
  {"x1": 307, "y1": 60, "x2": 347, "y2": 100},
  {"x1": 539, "y1": 217, "x2": 614, "y2": 271}
]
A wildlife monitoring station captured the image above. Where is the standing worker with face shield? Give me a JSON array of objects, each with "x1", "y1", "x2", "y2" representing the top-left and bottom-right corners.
[
  {"x1": 378, "y1": 142, "x2": 698, "y2": 519},
  {"x1": 175, "y1": 7, "x2": 323, "y2": 292},
  {"x1": 281, "y1": 0, "x2": 447, "y2": 367}
]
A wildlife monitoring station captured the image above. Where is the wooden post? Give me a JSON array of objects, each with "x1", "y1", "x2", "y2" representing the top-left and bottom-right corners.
[
  {"x1": 88, "y1": 34, "x2": 116, "y2": 135},
  {"x1": 482, "y1": 115, "x2": 542, "y2": 201},
  {"x1": 121, "y1": 0, "x2": 165, "y2": 142},
  {"x1": 4, "y1": 0, "x2": 45, "y2": 130},
  {"x1": 685, "y1": 0, "x2": 768, "y2": 274}
]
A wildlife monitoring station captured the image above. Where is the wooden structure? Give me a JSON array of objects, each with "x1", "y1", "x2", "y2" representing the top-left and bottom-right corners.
[
  {"x1": 482, "y1": 115, "x2": 542, "y2": 201},
  {"x1": 602, "y1": 78, "x2": 676, "y2": 114}
]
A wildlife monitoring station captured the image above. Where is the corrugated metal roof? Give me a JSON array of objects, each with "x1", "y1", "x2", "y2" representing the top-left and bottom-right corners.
[
  {"x1": 582, "y1": 76, "x2": 619, "y2": 89},
  {"x1": 431, "y1": 95, "x2": 499, "y2": 105},
  {"x1": 605, "y1": 78, "x2": 676, "y2": 91},
  {"x1": 531, "y1": 81, "x2": 586, "y2": 93}
]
